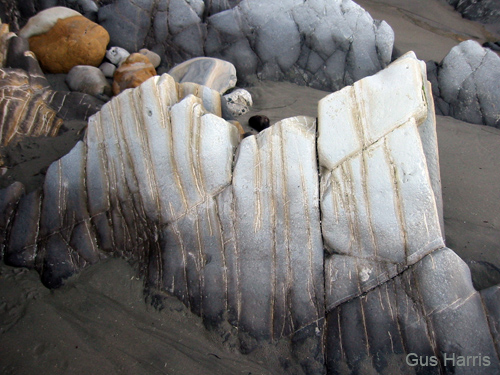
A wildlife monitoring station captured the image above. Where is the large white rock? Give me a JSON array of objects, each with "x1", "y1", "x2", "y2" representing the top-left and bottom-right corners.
[{"x1": 318, "y1": 53, "x2": 445, "y2": 309}]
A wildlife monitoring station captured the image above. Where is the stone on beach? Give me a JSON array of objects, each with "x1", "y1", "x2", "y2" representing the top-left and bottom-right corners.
[
  {"x1": 139, "y1": 48, "x2": 161, "y2": 68},
  {"x1": 112, "y1": 53, "x2": 157, "y2": 95},
  {"x1": 168, "y1": 57, "x2": 237, "y2": 94},
  {"x1": 106, "y1": 46, "x2": 130, "y2": 66},
  {"x1": 26, "y1": 14, "x2": 109, "y2": 74},
  {"x1": 223, "y1": 88, "x2": 253, "y2": 117},
  {"x1": 66, "y1": 65, "x2": 112, "y2": 100}
]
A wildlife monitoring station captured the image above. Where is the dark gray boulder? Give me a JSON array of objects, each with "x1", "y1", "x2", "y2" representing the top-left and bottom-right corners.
[{"x1": 447, "y1": 0, "x2": 500, "y2": 25}]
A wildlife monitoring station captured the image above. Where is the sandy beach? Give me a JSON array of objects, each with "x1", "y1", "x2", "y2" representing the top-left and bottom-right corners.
[{"x1": 1, "y1": 0, "x2": 500, "y2": 374}]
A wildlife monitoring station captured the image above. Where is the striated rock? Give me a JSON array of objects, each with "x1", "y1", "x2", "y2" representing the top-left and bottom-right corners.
[
  {"x1": 106, "y1": 46, "x2": 130, "y2": 66},
  {"x1": 3, "y1": 52, "x2": 500, "y2": 373},
  {"x1": 66, "y1": 65, "x2": 112, "y2": 100},
  {"x1": 223, "y1": 88, "x2": 252, "y2": 117},
  {"x1": 319, "y1": 52, "x2": 444, "y2": 308},
  {"x1": 112, "y1": 53, "x2": 157, "y2": 95},
  {"x1": 0, "y1": 36, "x2": 104, "y2": 149},
  {"x1": 168, "y1": 57, "x2": 237, "y2": 94},
  {"x1": 28, "y1": 14, "x2": 109, "y2": 74},
  {"x1": 139, "y1": 48, "x2": 161, "y2": 68},
  {"x1": 436, "y1": 40, "x2": 500, "y2": 128},
  {"x1": 0, "y1": 69, "x2": 63, "y2": 147},
  {"x1": 18, "y1": 6, "x2": 81, "y2": 39}
]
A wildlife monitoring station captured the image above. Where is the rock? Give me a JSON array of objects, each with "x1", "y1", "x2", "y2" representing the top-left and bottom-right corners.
[
  {"x1": 446, "y1": 0, "x2": 500, "y2": 24},
  {"x1": 4, "y1": 52, "x2": 499, "y2": 373},
  {"x1": 228, "y1": 120, "x2": 245, "y2": 136},
  {"x1": 99, "y1": 62, "x2": 116, "y2": 78},
  {"x1": 0, "y1": 36, "x2": 104, "y2": 150},
  {"x1": 66, "y1": 65, "x2": 112, "y2": 100},
  {"x1": 0, "y1": 24, "x2": 15, "y2": 68},
  {"x1": 437, "y1": 40, "x2": 500, "y2": 128},
  {"x1": 223, "y1": 88, "x2": 252, "y2": 117},
  {"x1": 248, "y1": 115, "x2": 270, "y2": 132},
  {"x1": 27, "y1": 15, "x2": 110, "y2": 74},
  {"x1": 139, "y1": 48, "x2": 161, "y2": 68},
  {"x1": 205, "y1": 0, "x2": 394, "y2": 89},
  {"x1": 112, "y1": 53, "x2": 157, "y2": 95},
  {"x1": 106, "y1": 46, "x2": 130, "y2": 66},
  {"x1": 96, "y1": 0, "x2": 393, "y2": 92},
  {"x1": 18, "y1": 6, "x2": 81, "y2": 39},
  {"x1": 168, "y1": 57, "x2": 237, "y2": 94}
]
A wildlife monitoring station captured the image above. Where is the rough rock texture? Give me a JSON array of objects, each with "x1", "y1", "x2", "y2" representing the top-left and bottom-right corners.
[
  {"x1": 98, "y1": 0, "x2": 393, "y2": 91},
  {"x1": 168, "y1": 57, "x2": 237, "y2": 94},
  {"x1": 447, "y1": 0, "x2": 500, "y2": 24},
  {"x1": 434, "y1": 40, "x2": 500, "y2": 128},
  {"x1": 112, "y1": 53, "x2": 157, "y2": 95},
  {"x1": 66, "y1": 65, "x2": 112, "y2": 100},
  {"x1": 28, "y1": 15, "x2": 110, "y2": 74},
  {"x1": 223, "y1": 88, "x2": 252, "y2": 117},
  {"x1": 2, "y1": 53, "x2": 499, "y2": 373},
  {"x1": 0, "y1": 36, "x2": 104, "y2": 147}
]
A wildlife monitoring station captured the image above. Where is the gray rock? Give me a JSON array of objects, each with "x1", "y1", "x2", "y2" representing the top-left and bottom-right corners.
[
  {"x1": 168, "y1": 57, "x2": 237, "y2": 93},
  {"x1": 99, "y1": 61, "x2": 116, "y2": 78},
  {"x1": 95, "y1": 0, "x2": 393, "y2": 91},
  {"x1": 66, "y1": 65, "x2": 112, "y2": 100},
  {"x1": 437, "y1": 40, "x2": 500, "y2": 128},
  {"x1": 105, "y1": 46, "x2": 130, "y2": 66},
  {"x1": 139, "y1": 48, "x2": 161, "y2": 68}
]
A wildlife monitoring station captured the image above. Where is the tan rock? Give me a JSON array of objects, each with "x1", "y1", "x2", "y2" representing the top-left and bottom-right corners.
[
  {"x1": 28, "y1": 15, "x2": 109, "y2": 74},
  {"x1": 112, "y1": 53, "x2": 157, "y2": 95}
]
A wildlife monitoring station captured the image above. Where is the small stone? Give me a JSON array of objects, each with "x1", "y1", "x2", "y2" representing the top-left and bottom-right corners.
[
  {"x1": 66, "y1": 65, "x2": 112, "y2": 101},
  {"x1": 168, "y1": 57, "x2": 237, "y2": 94},
  {"x1": 139, "y1": 48, "x2": 161, "y2": 68},
  {"x1": 248, "y1": 115, "x2": 270, "y2": 132},
  {"x1": 106, "y1": 46, "x2": 130, "y2": 66},
  {"x1": 99, "y1": 62, "x2": 116, "y2": 78},
  {"x1": 112, "y1": 53, "x2": 157, "y2": 95},
  {"x1": 223, "y1": 88, "x2": 253, "y2": 117},
  {"x1": 27, "y1": 15, "x2": 109, "y2": 74}
]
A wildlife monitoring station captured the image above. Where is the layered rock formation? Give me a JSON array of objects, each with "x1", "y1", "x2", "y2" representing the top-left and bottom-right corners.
[{"x1": 1, "y1": 51, "x2": 499, "y2": 373}]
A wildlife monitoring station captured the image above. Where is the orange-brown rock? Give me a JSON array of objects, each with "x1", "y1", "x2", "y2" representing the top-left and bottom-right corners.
[
  {"x1": 28, "y1": 16, "x2": 109, "y2": 74},
  {"x1": 112, "y1": 53, "x2": 157, "y2": 95}
]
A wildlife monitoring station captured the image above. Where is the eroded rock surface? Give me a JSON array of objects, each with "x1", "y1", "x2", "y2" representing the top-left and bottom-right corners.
[
  {"x1": 1, "y1": 53, "x2": 499, "y2": 374},
  {"x1": 433, "y1": 40, "x2": 500, "y2": 128}
]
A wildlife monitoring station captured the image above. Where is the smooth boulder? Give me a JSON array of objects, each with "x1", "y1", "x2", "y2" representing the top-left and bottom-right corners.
[
  {"x1": 66, "y1": 65, "x2": 112, "y2": 100},
  {"x1": 27, "y1": 14, "x2": 109, "y2": 73},
  {"x1": 112, "y1": 53, "x2": 157, "y2": 95}
]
